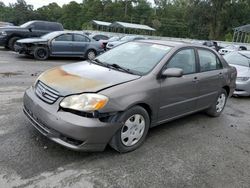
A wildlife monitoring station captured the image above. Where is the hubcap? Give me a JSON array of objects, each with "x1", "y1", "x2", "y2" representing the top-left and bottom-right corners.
[
  {"x1": 87, "y1": 51, "x2": 95, "y2": 60},
  {"x1": 121, "y1": 114, "x2": 145, "y2": 147},
  {"x1": 216, "y1": 93, "x2": 226, "y2": 112}
]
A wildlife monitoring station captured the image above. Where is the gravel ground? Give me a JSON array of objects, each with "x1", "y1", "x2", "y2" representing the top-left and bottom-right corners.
[{"x1": 0, "y1": 48, "x2": 250, "y2": 188}]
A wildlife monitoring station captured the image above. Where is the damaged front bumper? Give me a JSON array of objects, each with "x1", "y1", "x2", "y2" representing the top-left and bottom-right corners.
[{"x1": 23, "y1": 87, "x2": 122, "y2": 151}]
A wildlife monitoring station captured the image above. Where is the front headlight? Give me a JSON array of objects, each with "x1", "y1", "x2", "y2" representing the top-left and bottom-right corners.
[
  {"x1": 236, "y1": 77, "x2": 250, "y2": 82},
  {"x1": 60, "y1": 93, "x2": 109, "y2": 112},
  {"x1": 0, "y1": 31, "x2": 7, "y2": 36}
]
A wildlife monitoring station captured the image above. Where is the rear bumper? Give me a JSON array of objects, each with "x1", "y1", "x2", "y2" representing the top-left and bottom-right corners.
[
  {"x1": 23, "y1": 87, "x2": 121, "y2": 151},
  {"x1": 233, "y1": 80, "x2": 250, "y2": 96}
]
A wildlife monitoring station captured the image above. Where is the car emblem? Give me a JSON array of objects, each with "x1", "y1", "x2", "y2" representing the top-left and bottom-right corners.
[{"x1": 41, "y1": 88, "x2": 47, "y2": 96}]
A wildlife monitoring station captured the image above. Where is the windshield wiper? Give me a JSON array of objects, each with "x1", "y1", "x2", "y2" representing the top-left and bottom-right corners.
[
  {"x1": 89, "y1": 59, "x2": 136, "y2": 75},
  {"x1": 88, "y1": 59, "x2": 108, "y2": 67},
  {"x1": 108, "y1": 63, "x2": 135, "y2": 75}
]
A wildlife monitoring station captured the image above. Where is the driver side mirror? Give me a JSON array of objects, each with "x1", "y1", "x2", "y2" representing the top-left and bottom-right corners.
[{"x1": 161, "y1": 68, "x2": 183, "y2": 78}]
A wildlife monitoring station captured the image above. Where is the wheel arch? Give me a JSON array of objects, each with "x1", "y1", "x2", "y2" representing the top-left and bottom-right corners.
[{"x1": 222, "y1": 85, "x2": 230, "y2": 96}]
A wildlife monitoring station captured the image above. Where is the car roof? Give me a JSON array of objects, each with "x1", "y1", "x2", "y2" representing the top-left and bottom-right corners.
[{"x1": 50, "y1": 31, "x2": 87, "y2": 35}]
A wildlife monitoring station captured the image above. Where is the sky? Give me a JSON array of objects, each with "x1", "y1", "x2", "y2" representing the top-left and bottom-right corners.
[{"x1": 2, "y1": 0, "x2": 155, "y2": 9}]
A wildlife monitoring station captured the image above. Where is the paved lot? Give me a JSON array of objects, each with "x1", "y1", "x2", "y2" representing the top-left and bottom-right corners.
[{"x1": 0, "y1": 48, "x2": 250, "y2": 188}]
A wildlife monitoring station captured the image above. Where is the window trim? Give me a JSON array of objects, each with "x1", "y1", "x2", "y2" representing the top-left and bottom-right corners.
[
  {"x1": 195, "y1": 47, "x2": 223, "y2": 73},
  {"x1": 160, "y1": 47, "x2": 199, "y2": 76}
]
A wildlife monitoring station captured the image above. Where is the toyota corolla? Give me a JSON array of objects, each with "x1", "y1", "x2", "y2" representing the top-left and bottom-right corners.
[{"x1": 23, "y1": 40, "x2": 237, "y2": 153}]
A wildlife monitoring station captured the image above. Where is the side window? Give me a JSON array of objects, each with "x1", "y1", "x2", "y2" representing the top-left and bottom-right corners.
[
  {"x1": 198, "y1": 49, "x2": 222, "y2": 72},
  {"x1": 166, "y1": 49, "x2": 196, "y2": 75},
  {"x1": 54, "y1": 34, "x2": 73, "y2": 42},
  {"x1": 33, "y1": 22, "x2": 44, "y2": 30},
  {"x1": 74, "y1": 34, "x2": 90, "y2": 42}
]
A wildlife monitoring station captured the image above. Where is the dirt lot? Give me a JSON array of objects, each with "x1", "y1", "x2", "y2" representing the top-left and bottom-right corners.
[{"x1": 0, "y1": 48, "x2": 250, "y2": 188}]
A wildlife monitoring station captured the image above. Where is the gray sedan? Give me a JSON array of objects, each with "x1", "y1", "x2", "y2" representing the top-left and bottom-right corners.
[
  {"x1": 15, "y1": 31, "x2": 104, "y2": 60},
  {"x1": 224, "y1": 51, "x2": 250, "y2": 96},
  {"x1": 23, "y1": 40, "x2": 236, "y2": 152}
]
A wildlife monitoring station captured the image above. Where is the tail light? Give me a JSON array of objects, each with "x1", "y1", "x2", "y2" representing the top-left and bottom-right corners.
[{"x1": 99, "y1": 42, "x2": 104, "y2": 49}]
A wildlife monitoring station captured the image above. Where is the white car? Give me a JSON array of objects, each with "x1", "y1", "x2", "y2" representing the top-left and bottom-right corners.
[{"x1": 219, "y1": 45, "x2": 247, "y2": 55}]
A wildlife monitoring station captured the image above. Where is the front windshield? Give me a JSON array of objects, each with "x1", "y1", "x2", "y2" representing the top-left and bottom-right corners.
[
  {"x1": 108, "y1": 36, "x2": 120, "y2": 42},
  {"x1": 95, "y1": 42, "x2": 172, "y2": 75},
  {"x1": 20, "y1": 21, "x2": 33, "y2": 28},
  {"x1": 224, "y1": 52, "x2": 250, "y2": 67}
]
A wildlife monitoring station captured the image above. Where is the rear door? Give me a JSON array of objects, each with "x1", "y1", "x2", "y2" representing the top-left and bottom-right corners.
[
  {"x1": 71, "y1": 34, "x2": 90, "y2": 55},
  {"x1": 50, "y1": 34, "x2": 74, "y2": 55},
  {"x1": 158, "y1": 48, "x2": 200, "y2": 123},
  {"x1": 195, "y1": 48, "x2": 225, "y2": 109}
]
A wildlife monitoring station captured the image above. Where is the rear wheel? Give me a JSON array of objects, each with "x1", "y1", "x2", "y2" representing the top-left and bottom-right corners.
[
  {"x1": 109, "y1": 106, "x2": 150, "y2": 153},
  {"x1": 33, "y1": 46, "x2": 49, "y2": 60},
  {"x1": 85, "y1": 50, "x2": 96, "y2": 60},
  {"x1": 8, "y1": 37, "x2": 20, "y2": 50},
  {"x1": 206, "y1": 89, "x2": 227, "y2": 117}
]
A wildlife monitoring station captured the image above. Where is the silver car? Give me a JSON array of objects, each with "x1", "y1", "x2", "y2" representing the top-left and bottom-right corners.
[
  {"x1": 218, "y1": 45, "x2": 247, "y2": 55},
  {"x1": 106, "y1": 35, "x2": 145, "y2": 50},
  {"x1": 23, "y1": 40, "x2": 236, "y2": 153},
  {"x1": 224, "y1": 51, "x2": 250, "y2": 96}
]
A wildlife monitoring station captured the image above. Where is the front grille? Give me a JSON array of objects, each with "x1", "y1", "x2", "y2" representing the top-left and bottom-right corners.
[{"x1": 35, "y1": 81, "x2": 60, "y2": 104}]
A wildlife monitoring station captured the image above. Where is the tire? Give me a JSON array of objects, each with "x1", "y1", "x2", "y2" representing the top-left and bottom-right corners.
[
  {"x1": 8, "y1": 37, "x2": 20, "y2": 50},
  {"x1": 109, "y1": 106, "x2": 150, "y2": 153},
  {"x1": 85, "y1": 49, "x2": 96, "y2": 60},
  {"x1": 206, "y1": 89, "x2": 228, "y2": 117},
  {"x1": 33, "y1": 46, "x2": 49, "y2": 60}
]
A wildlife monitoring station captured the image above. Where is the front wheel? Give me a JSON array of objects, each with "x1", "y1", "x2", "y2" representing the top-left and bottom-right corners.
[
  {"x1": 109, "y1": 106, "x2": 150, "y2": 153},
  {"x1": 206, "y1": 89, "x2": 228, "y2": 117},
  {"x1": 33, "y1": 46, "x2": 49, "y2": 60}
]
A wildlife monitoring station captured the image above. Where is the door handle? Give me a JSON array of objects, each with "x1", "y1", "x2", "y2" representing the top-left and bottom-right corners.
[
  {"x1": 192, "y1": 77, "x2": 199, "y2": 83},
  {"x1": 218, "y1": 72, "x2": 223, "y2": 78}
]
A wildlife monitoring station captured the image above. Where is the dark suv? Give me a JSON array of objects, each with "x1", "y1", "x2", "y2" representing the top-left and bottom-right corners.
[{"x1": 0, "y1": 20, "x2": 63, "y2": 50}]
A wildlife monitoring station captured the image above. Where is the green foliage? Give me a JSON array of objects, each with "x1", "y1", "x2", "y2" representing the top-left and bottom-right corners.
[
  {"x1": 225, "y1": 32, "x2": 233, "y2": 42},
  {"x1": 0, "y1": 0, "x2": 250, "y2": 40}
]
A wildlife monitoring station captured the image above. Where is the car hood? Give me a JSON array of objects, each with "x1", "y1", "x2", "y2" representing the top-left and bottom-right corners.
[
  {"x1": 17, "y1": 38, "x2": 48, "y2": 43},
  {"x1": 38, "y1": 61, "x2": 141, "y2": 96},
  {"x1": 229, "y1": 64, "x2": 250, "y2": 77}
]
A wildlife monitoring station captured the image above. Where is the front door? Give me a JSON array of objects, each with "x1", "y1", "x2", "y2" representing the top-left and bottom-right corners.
[{"x1": 158, "y1": 48, "x2": 199, "y2": 123}]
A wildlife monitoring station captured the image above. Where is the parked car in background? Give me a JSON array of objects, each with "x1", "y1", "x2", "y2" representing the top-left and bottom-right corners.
[
  {"x1": 23, "y1": 40, "x2": 236, "y2": 153},
  {"x1": 202, "y1": 41, "x2": 222, "y2": 51},
  {"x1": 219, "y1": 45, "x2": 247, "y2": 55},
  {"x1": 99, "y1": 36, "x2": 121, "y2": 50},
  {"x1": 106, "y1": 35, "x2": 146, "y2": 50},
  {"x1": 90, "y1": 34, "x2": 109, "y2": 41},
  {"x1": 0, "y1": 21, "x2": 14, "y2": 27},
  {"x1": 0, "y1": 20, "x2": 63, "y2": 50},
  {"x1": 224, "y1": 51, "x2": 250, "y2": 96},
  {"x1": 15, "y1": 31, "x2": 104, "y2": 60}
]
